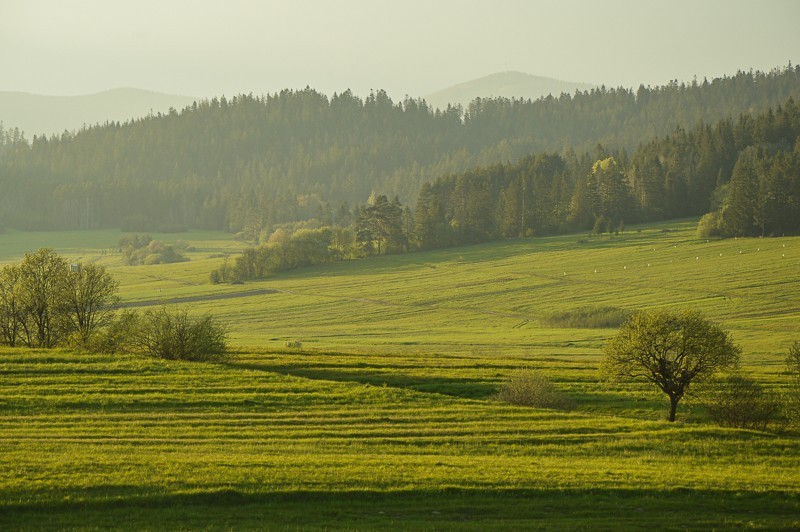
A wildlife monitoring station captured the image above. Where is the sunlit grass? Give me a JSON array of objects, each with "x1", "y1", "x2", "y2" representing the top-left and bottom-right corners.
[
  {"x1": 1, "y1": 221, "x2": 799, "y2": 528},
  {"x1": 1, "y1": 349, "x2": 799, "y2": 529}
]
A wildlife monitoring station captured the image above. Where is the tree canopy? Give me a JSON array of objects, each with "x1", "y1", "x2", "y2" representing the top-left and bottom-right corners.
[
  {"x1": 602, "y1": 309, "x2": 741, "y2": 422},
  {"x1": 0, "y1": 249, "x2": 118, "y2": 348},
  {"x1": 1, "y1": 66, "x2": 798, "y2": 233}
]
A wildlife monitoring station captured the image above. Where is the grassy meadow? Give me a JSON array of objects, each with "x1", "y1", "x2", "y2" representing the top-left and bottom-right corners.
[{"x1": 1, "y1": 221, "x2": 799, "y2": 529}]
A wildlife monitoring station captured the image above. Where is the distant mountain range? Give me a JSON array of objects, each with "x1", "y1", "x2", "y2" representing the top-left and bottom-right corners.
[
  {"x1": 1, "y1": 73, "x2": 594, "y2": 137},
  {"x1": 424, "y1": 71, "x2": 595, "y2": 110},
  {"x1": 0, "y1": 88, "x2": 197, "y2": 137}
]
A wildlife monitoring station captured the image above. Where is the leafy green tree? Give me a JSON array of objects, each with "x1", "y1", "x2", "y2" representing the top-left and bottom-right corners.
[
  {"x1": 62, "y1": 263, "x2": 119, "y2": 346},
  {"x1": 593, "y1": 157, "x2": 633, "y2": 229},
  {"x1": 133, "y1": 307, "x2": 227, "y2": 361},
  {"x1": 17, "y1": 249, "x2": 70, "y2": 348},
  {"x1": 719, "y1": 148, "x2": 762, "y2": 236},
  {"x1": 356, "y1": 194, "x2": 406, "y2": 255},
  {"x1": 603, "y1": 309, "x2": 741, "y2": 422},
  {"x1": 413, "y1": 183, "x2": 448, "y2": 249},
  {"x1": 0, "y1": 264, "x2": 24, "y2": 346}
]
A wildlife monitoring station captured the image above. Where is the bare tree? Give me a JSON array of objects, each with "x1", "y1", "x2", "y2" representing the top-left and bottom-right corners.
[{"x1": 603, "y1": 309, "x2": 740, "y2": 422}]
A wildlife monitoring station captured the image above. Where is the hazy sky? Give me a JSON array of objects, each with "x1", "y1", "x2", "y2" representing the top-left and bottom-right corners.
[{"x1": 2, "y1": 0, "x2": 798, "y2": 99}]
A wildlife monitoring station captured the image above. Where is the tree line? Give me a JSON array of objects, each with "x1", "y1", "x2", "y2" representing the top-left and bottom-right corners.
[
  {"x1": 214, "y1": 97, "x2": 800, "y2": 283},
  {"x1": 0, "y1": 249, "x2": 118, "y2": 347},
  {"x1": 416, "y1": 97, "x2": 800, "y2": 247},
  {"x1": 0, "y1": 249, "x2": 227, "y2": 360},
  {"x1": 1, "y1": 66, "x2": 798, "y2": 232}
]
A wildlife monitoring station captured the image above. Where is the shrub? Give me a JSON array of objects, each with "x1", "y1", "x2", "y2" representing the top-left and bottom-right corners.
[
  {"x1": 786, "y1": 341, "x2": 800, "y2": 428},
  {"x1": 134, "y1": 307, "x2": 228, "y2": 361},
  {"x1": 541, "y1": 306, "x2": 631, "y2": 328},
  {"x1": 697, "y1": 211, "x2": 724, "y2": 238},
  {"x1": 496, "y1": 370, "x2": 574, "y2": 409},
  {"x1": 120, "y1": 235, "x2": 188, "y2": 266},
  {"x1": 697, "y1": 374, "x2": 780, "y2": 430},
  {"x1": 87, "y1": 310, "x2": 142, "y2": 354}
]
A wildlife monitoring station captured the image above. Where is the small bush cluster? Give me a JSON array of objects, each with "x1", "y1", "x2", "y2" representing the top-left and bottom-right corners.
[
  {"x1": 542, "y1": 306, "x2": 631, "y2": 329},
  {"x1": 496, "y1": 370, "x2": 575, "y2": 410},
  {"x1": 119, "y1": 235, "x2": 188, "y2": 266},
  {"x1": 134, "y1": 307, "x2": 228, "y2": 361},
  {"x1": 92, "y1": 307, "x2": 228, "y2": 361},
  {"x1": 696, "y1": 374, "x2": 781, "y2": 430},
  {"x1": 786, "y1": 341, "x2": 800, "y2": 429},
  {"x1": 0, "y1": 249, "x2": 118, "y2": 348}
]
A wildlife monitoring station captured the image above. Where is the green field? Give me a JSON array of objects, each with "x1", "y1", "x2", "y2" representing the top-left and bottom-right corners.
[{"x1": 1, "y1": 221, "x2": 799, "y2": 529}]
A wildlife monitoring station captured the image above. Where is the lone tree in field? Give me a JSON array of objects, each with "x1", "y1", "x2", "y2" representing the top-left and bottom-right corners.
[{"x1": 602, "y1": 309, "x2": 740, "y2": 422}]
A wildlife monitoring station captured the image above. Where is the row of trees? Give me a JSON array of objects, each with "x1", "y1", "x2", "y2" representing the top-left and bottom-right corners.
[
  {"x1": 211, "y1": 193, "x2": 412, "y2": 283},
  {"x1": 1, "y1": 67, "x2": 798, "y2": 232},
  {"x1": 215, "y1": 98, "x2": 800, "y2": 284},
  {"x1": 413, "y1": 97, "x2": 800, "y2": 248},
  {"x1": 0, "y1": 249, "x2": 227, "y2": 360},
  {"x1": 119, "y1": 234, "x2": 189, "y2": 266},
  {"x1": 0, "y1": 249, "x2": 118, "y2": 347}
]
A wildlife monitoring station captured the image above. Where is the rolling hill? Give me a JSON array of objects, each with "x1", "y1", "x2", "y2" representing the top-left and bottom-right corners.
[
  {"x1": 0, "y1": 88, "x2": 197, "y2": 137},
  {"x1": 424, "y1": 71, "x2": 595, "y2": 109},
  {"x1": 1, "y1": 221, "x2": 799, "y2": 529}
]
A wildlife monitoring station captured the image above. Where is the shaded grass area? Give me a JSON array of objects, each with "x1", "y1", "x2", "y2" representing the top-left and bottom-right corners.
[
  {"x1": 2, "y1": 349, "x2": 800, "y2": 529},
  {"x1": 2, "y1": 222, "x2": 800, "y2": 528},
  {"x1": 540, "y1": 306, "x2": 632, "y2": 328},
  {"x1": 4, "y1": 488, "x2": 799, "y2": 530}
]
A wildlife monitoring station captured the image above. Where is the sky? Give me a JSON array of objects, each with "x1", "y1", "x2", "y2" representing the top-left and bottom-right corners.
[{"x1": 1, "y1": 0, "x2": 798, "y2": 99}]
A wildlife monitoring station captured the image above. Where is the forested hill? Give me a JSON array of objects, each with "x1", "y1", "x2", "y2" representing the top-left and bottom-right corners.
[
  {"x1": 413, "y1": 97, "x2": 800, "y2": 250},
  {"x1": 1, "y1": 66, "x2": 799, "y2": 232}
]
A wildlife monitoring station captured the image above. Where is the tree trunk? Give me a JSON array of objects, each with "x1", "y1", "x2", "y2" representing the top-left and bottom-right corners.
[{"x1": 668, "y1": 395, "x2": 679, "y2": 422}]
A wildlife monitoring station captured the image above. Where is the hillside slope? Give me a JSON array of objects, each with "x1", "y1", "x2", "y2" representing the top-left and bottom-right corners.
[
  {"x1": 1, "y1": 66, "x2": 798, "y2": 233},
  {"x1": 0, "y1": 88, "x2": 197, "y2": 137},
  {"x1": 425, "y1": 71, "x2": 595, "y2": 110}
]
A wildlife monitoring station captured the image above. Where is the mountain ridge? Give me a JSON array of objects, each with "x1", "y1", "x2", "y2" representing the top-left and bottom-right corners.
[
  {"x1": 0, "y1": 88, "x2": 197, "y2": 137},
  {"x1": 425, "y1": 71, "x2": 595, "y2": 110}
]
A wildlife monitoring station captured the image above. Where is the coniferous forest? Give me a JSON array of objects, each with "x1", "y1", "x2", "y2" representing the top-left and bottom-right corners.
[{"x1": 1, "y1": 66, "x2": 799, "y2": 242}]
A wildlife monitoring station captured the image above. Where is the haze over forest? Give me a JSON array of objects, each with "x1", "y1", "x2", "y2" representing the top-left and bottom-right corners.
[
  {"x1": 3, "y1": 1, "x2": 797, "y2": 98},
  {"x1": 2, "y1": 1, "x2": 800, "y2": 249},
  {"x1": 2, "y1": 3, "x2": 800, "y2": 530}
]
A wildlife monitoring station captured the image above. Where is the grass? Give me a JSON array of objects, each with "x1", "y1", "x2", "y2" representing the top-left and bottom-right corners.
[
  {"x1": 1, "y1": 349, "x2": 799, "y2": 529},
  {"x1": 1, "y1": 220, "x2": 799, "y2": 528}
]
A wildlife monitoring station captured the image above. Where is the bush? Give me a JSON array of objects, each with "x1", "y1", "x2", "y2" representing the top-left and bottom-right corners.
[
  {"x1": 541, "y1": 306, "x2": 631, "y2": 328},
  {"x1": 87, "y1": 310, "x2": 142, "y2": 354},
  {"x1": 697, "y1": 211, "x2": 725, "y2": 238},
  {"x1": 786, "y1": 341, "x2": 800, "y2": 428},
  {"x1": 496, "y1": 370, "x2": 575, "y2": 409},
  {"x1": 120, "y1": 235, "x2": 188, "y2": 266},
  {"x1": 134, "y1": 307, "x2": 228, "y2": 361},
  {"x1": 697, "y1": 374, "x2": 780, "y2": 430}
]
